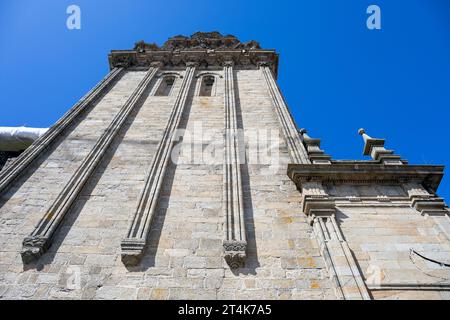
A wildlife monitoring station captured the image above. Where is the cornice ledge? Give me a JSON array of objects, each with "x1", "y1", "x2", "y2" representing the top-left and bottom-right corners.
[
  {"x1": 109, "y1": 50, "x2": 278, "y2": 74},
  {"x1": 287, "y1": 163, "x2": 445, "y2": 193}
]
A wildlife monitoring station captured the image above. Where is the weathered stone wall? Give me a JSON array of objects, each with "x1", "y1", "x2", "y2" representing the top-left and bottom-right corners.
[
  {"x1": 0, "y1": 68, "x2": 334, "y2": 299},
  {"x1": 3, "y1": 66, "x2": 448, "y2": 300},
  {"x1": 332, "y1": 184, "x2": 450, "y2": 300}
]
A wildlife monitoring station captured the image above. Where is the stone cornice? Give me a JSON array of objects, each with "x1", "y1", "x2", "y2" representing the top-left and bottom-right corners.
[
  {"x1": 108, "y1": 32, "x2": 279, "y2": 77},
  {"x1": 287, "y1": 163, "x2": 444, "y2": 193}
]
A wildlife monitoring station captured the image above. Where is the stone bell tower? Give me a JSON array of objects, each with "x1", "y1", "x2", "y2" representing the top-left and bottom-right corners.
[{"x1": 0, "y1": 32, "x2": 449, "y2": 300}]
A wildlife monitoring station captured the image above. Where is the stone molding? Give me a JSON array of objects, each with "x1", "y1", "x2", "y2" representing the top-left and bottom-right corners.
[
  {"x1": 222, "y1": 64, "x2": 247, "y2": 269},
  {"x1": 195, "y1": 71, "x2": 223, "y2": 79},
  {"x1": 404, "y1": 182, "x2": 449, "y2": 216},
  {"x1": 0, "y1": 67, "x2": 124, "y2": 197},
  {"x1": 120, "y1": 66, "x2": 196, "y2": 266},
  {"x1": 260, "y1": 65, "x2": 309, "y2": 164},
  {"x1": 156, "y1": 71, "x2": 184, "y2": 79},
  {"x1": 287, "y1": 163, "x2": 444, "y2": 193},
  {"x1": 411, "y1": 196, "x2": 448, "y2": 216},
  {"x1": 288, "y1": 162, "x2": 447, "y2": 218},
  {"x1": 20, "y1": 67, "x2": 159, "y2": 263}
]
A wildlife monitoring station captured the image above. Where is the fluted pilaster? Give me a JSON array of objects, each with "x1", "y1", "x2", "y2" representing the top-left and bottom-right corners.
[
  {"x1": 222, "y1": 62, "x2": 247, "y2": 269},
  {"x1": 121, "y1": 65, "x2": 196, "y2": 266},
  {"x1": 21, "y1": 67, "x2": 158, "y2": 263}
]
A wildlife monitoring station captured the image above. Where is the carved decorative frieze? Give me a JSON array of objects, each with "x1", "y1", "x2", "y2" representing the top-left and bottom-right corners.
[
  {"x1": 20, "y1": 67, "x2": 159, "y2": 263},
  {"x1": 222, "y1": 63, "x2": 247, "y2": 269},
  {"x1": 120, "y1": 65, "x2": 196, "y2": 266},
  {"x1": 139, "y1": 32, "x2": 261, "y2": 51},
  {"x1": 109, "y1": 32, "x2": 279, "y2": 77}
]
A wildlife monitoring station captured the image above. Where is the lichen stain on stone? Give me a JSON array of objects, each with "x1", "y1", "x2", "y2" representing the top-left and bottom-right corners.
[
  {"x1": 310, "y1": 280, "x2": 320, "y2": 289},
  {"x1": 282, "y1": 217, "x2": 293, "y2": 224}
]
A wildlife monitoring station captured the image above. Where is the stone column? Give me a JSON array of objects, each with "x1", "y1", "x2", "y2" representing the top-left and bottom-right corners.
[
  {"x1": 121, "y1": 63, "x2": 197, "y2": 266},
  {"x1": 0, "y1": 67, "x2": 124, "y2": 196},
  {"x1": 21, "y1": 66, "x2": 158, "y2": 264},
  {"x1": 259, "y1": 63, "x2": 309, "y2": 164},
  {"x1": 222, "y1": 61, "x2": 247, "y2": 269}
]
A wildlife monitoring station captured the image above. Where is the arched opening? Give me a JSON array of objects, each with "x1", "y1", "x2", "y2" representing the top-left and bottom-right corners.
[
  {"x1": 155, "y1": 76, "x2": 175, "y2": 96},
  {"x1": 199, "y1": 75, "x2": 215, "y2": 96}
]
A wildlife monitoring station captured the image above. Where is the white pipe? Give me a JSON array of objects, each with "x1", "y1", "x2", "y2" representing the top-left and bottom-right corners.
[{"x1": 0, "y1": 127, "x2": 48, "y2": 152}]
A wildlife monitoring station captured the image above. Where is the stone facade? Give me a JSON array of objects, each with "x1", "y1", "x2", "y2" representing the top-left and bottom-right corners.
[{"x1": 0, "y1": 32, "x2": 449, "y2": 299}]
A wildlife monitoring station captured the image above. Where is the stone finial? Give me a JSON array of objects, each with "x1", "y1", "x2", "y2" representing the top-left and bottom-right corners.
[
  {"x1": 358, "y1": 128, "x2": 385, "y2": 155},
  {"x1": 299, "y1": 128, "x2": 331, "y2": 164},
  {"x1": 358, "y1": 128, "x2": 371, "y2": 143},
  {"x1": 299, "y1": 128, "x2": 311, "y2": 140},
  {"x1": 357, "y1": 128, "x2": 404, "y2": 164}
]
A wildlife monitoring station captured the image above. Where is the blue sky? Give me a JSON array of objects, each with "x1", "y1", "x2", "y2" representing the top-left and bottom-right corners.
[{"x1": 1, "y1": 0, "x2": 449, "y2": 199}]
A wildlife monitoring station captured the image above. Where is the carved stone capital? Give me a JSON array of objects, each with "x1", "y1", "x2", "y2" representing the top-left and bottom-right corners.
[
  {"x1": 223, "y1": 60, "x2": 235, "y2": 67},
  {"x1": 120, "y1": 239, "x2": 146, "y2": 266},
  {"x1": 257, "y1": 60, "x2": 272, "y2": 67},
  {"x1": 21, "y1": 235, "x2": 49, "y2": 264},
  {"x1": 302, "y1": 195, "x2": 336, "y2": 222},
  {"x1": 223, "y1": 240, "x2": 247, "y2": 269}
]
